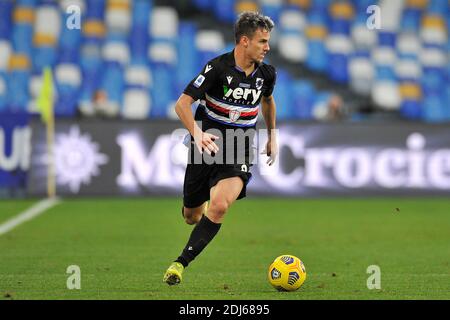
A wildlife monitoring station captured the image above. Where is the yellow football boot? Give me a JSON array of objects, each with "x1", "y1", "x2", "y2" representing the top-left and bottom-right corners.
[{"x1": 163, "y1": 262, "x2": 184, "y2": 285}]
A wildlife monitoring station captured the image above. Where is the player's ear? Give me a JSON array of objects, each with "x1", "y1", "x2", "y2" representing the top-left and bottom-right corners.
[{"x1": 242, "y1": 35, "x2": 249, "y2": 48}]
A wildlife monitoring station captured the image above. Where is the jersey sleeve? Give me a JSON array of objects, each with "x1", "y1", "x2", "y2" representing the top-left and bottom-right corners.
[
  {"x1": 263, "y1": 65, "x2": 277, "y2": 97},
  {"x1": 183, "y1": 61, "x2": 219, "y2": 101}
]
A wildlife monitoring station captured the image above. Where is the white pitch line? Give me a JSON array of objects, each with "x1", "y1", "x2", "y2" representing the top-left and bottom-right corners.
[{"x1": 0, "y1": 197, "x2": 61, "y2": 236}]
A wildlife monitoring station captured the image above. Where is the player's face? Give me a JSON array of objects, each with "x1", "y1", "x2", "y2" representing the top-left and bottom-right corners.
[{"x1": 247, "y1": 28, "x2": 271, "y2": 64}]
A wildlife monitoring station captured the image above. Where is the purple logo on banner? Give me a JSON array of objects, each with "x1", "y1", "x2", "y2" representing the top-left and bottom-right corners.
[{"x1": 0, "y1": 113, "x2": 30, "y2": 190}]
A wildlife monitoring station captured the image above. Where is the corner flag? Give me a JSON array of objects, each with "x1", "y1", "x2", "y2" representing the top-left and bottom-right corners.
[
  {"x1": 37, "y1": 67, "x2": 54, "y2": 124},
  {"x1": 37, "y1": 67, "x2": 56, "y2": 198}
]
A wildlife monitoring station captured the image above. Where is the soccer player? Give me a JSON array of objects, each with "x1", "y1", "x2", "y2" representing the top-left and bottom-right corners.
[{"x1": 163, "y1": 12, "x2": 278, "y2": 285}]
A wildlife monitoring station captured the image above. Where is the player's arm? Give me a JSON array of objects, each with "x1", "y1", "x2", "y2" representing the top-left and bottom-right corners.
[
  {"x1": 261, "y1": 94, "x2": 278, "y2": 166},
  {"x1": 174, "y1": 94, "x2": 219, "y2": 155}
]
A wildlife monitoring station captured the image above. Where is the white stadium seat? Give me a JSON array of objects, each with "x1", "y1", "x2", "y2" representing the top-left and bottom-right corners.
[
  {"x1": 372, "y1": 47, "x2": 397, "y2": 66},
  {"x1": 395, "y1": 60, "x2": 422, "y2": 80},
  {"x1": 0, "y1": 40, "x2": 12, "y2": 71},
  {"x1": 59, "y1": 0, "x2": 86, "y2": 13},
  {"x1": 420, "y1": 48, "x2": 447, "y2": 67},
  {"x1": 195, "y1": 30, "x2": 225, "y2": 52},
  {"x1": 148, "y1": 42, "x2": 177, "y2": 65},
  {"x1": 55, "y1": 64, "x2": 82, "y2": 87},
  {"x1": 122, "y1": 89, "x2": 151, "y2": 119},
  {"x1": 349, "y1": 58, "x2": 375, "y2": 95},
  {"x1": 150, "y1": 7, "x2": 178, "y2": 39},
  {"x1": 102, "y1": 41, "x2": 130, "y2": 65},
  {"x1": 351, "y1": 24, "x2": 378, "y2": 49},
  {"x1": 372, "y1": 81, "x2": 401, "y2": 110},
  {"x1": 125, "y1": 65, "x2": 152, "y2": 88},
  {"x1": 34, "y1": 5, "x2": 62, "y2": 40},
  {"x1": 279, "y1": 34, "x2": 307, "y2": 62},
  {"x1": 397, "y1": 33, "x2": 422, "y2": 57},
  {"x1": 279, "y1": 10, "x2": 306, "y2": 32}
]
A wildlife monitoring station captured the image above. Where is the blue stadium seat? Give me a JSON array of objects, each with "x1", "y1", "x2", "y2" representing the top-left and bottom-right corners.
[
  {"x1": 213, "y1": 0, "x2": 236, "y2": 23},
  {"x1": 306, "y1": 40, "x2": 328, "y2": 72},
  {"x1": 132, "y1": 0, "x2": 152, "y2": 27},
  {"x1": 428, "y1": 0, "x2": 448, "y2": 14},
  {"x1": 149, "y1": 63, "x2": 174, "y2": 118},
  {"x1": 273, "y1": 70, "x2": 294, "y2": 120},
  {"x1": 260, "y1": 0, "x2": 282, "y2": 24},
  {"x1": 129, "y1": 25, "x2": 148, "y2": 65},
  {"x1": 11, "y1": 23, "x2": 33, "y2": 56},
  {"x1": 193, "y1": 0, "x2": 213, "y2": 11},
  {"x1": 401, "y1": 8, "x2": 422, "y2": 32},
  {"x1": 422, "y1": 67, "x2": 446, "y2": 94},
  {"x1": 422, "y1": 94, "x2": 446, "y2": 122},
  {"x1": 33, "y1": 46, "x2": 57, "y2": 72},
  {"x1": 6, "y1": 70, "x2": 29, "y2": 112},
  {"x1": 100, "y1": 61, "x2": 124, "y2": 107},
  {"x1": 0, "y1": 0, "x2": 13, "y2": 40},
  {"x1": 292, "y1": 80, "x2": 315, "y2": 119},
  {"x1": 85, "y1": 0, "x2": 105, "y2": 20},
  {"x1": 176, "y1": 22, "x2": 199, "y2": 95},
  {"x1": 401, "y1": 100, "x2": 422, "y2": 120}
]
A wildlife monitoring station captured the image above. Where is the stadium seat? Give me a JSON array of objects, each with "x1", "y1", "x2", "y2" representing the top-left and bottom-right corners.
[
  {"x1": 150, "y1": 7, "x2": 178, "y2": 41},
  {"x1": 132, "y1": 0, "x2": 152, "y2": 27},
  {"x1": 0, "y1": 40, "x2": 12, "y2": 71},
  {"x1": 292, "y1": 80, "x2": 315, "y2": 119},
  {"x1": 260, "y1": 0, "x2": 283, "y2": 23},
  {"x1": 7, "y1": 54, "x2": 31, "y2": 112},
  {"x1": 85, "y1": 0, "x2": 105, "y2": 20},
  {"x1": 176, "y1": 22, "x2": 199, "y2": 94},
  {"x1": 212, "y1": 0, "x2": 236, "y2": 23},
  {"x1": 422, "y1": 94, "x2": 446, "y2": 122},
  {"x1": 102, "y1": 38, "x2": 130, "y2": 66},
  {"x1": 273, "y1": 70, "x2": 294, "y2": 119},
  {"x1": 105, "y1": 0, "x2": 131, "y2": 35},
  {"x1": 55, "y1": 63, "x2": 82, "y2": 117},
  {"x1": 348, "y1": 57, "x2": 374, "y2": 95},
  {"x1": 148, "y1": 41, "x2": 177, "y2": 66},
  {"x1": 99, "y1": 61, "x2": 124, "y2": 117},
  {"x1": 122, "y1": 89, "x2": 151, "y2": 119},
  {"x1": 129, "y1": 26, "x2": 148, "y2": 65},
  {"x1": 0, "y1": 0, "x2": 13, "y2": 40},
  {"x1": 371, "y1": 80, "x2": 401, "y2": 111},
  {"x1": 149, "y1": 63, "x2": 174, "y2": 118},
  {"x1": 326, "y1": 34, "x2": 353, "y2": 83},
  {"x1": 0, "y1": 74, "x2": 6, "y2": 111},
  {"x1": 195, "y1": 30, "x2": 225, "y2": 67},
  {"x1": 278, "y1": 33, "x2": 307, "y2": 62}
]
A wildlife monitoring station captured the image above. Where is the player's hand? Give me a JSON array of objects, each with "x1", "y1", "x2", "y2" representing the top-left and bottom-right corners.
[
  {"x1": 194, "y1": 131, "x2": 220, "y2": 155},
  {"x1": 261, "y1": 139, "x2": 278, "y2": 166}
]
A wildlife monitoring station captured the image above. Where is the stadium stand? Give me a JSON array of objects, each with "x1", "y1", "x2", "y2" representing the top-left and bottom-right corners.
[{"x1": 0, "y1": 0, "x2": 448, "y2": 122}]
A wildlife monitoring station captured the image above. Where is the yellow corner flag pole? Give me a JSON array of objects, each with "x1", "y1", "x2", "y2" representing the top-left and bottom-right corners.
[{"x1": 37, "y1": 67, "x2": 56, "y2": 198}]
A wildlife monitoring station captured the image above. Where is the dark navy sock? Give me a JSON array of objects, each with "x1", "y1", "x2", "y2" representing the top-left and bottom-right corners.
[{"x1": 175, "y1": 215, "x2": 221, "y2": 267}]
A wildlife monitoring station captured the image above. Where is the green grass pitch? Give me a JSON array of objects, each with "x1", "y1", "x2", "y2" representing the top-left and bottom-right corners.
[{"x1": 0, "y1": 198, "x2": 449, "y2": 300}]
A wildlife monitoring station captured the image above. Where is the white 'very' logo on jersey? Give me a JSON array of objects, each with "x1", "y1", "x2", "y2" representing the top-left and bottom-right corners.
[
  {"x1": 226, "y1": 76, "x2": 233, "y2": 84},
  {"x1": 224, "y1": 87, "x2": 262, "y2": 104},
  {"x1": 205, "y1": 65, "x2": 213, "y2": 73}
]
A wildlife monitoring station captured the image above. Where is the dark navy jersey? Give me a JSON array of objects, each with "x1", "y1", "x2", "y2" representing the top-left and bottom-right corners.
[{"x1": 184, "y1": 50, "x2": 277, "y2": 130}]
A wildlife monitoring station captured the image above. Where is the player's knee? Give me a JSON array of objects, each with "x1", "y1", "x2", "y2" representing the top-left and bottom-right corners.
[
  {"x1": 209, "y1": 201, "x2": 229, "y2": 217},
  {"x1": 183, "y1": 209, "x2": 202, "y2": 225}
]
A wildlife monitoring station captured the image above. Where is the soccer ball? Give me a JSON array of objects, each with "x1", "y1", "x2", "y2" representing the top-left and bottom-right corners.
[{"x1": 268, "y1": 255, "x2": 306, "y2": 291}]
